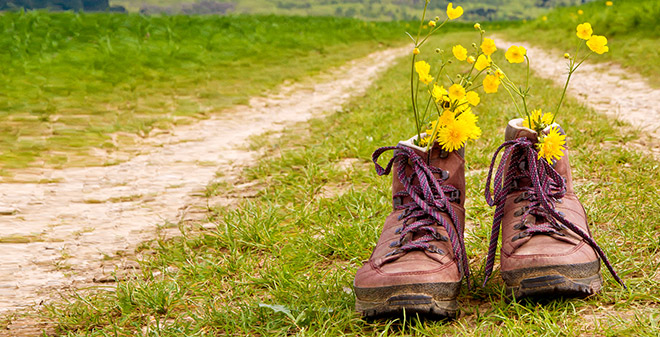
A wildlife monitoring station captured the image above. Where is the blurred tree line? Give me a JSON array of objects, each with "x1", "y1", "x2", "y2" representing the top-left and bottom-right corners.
[{"x1": 0, "y1": 0, "x2": 125, "y2": 11}]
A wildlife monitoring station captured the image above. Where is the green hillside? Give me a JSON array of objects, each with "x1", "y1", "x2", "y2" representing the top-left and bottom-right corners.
[{"x1": 111, "y1": 0, "x2": 593, "y2": 21}]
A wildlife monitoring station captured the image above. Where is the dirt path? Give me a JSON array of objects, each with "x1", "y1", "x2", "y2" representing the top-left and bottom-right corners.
[
  {"x1": 0, "y1": 45, "x2": 409, "y2": 313},
  {"x1": 493, "y1": 37, "x2": 660, "y2": 157}
]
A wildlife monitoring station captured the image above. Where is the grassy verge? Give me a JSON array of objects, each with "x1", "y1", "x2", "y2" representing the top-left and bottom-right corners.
[
  {"x1": 42, "y1": 31, "x2": 660, "y2": 335},
  {"x1": 0, "y1": 12, "x2": 409, "y2": 172},
  {"x1": 503, "y1": 0, "x2": 660, "y2": 88}
]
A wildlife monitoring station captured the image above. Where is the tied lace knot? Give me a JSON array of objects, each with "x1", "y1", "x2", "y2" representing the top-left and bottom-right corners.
[
  {"x1": 483, "y1": 137, "x2": 625, "y2": 288},
  {"x1": 372, "y1": 145, "x2": 470, "y2": 285}
]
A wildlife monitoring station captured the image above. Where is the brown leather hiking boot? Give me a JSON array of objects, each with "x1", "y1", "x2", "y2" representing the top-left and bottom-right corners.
[
  {"x1": 353, "y1": 137, "x2": 469, "y2": 318},
  {"x1": 483, "y1": 119, "x2": 624, "y2": 299}
]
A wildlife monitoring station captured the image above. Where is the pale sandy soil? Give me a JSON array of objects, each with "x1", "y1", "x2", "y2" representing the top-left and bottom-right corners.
[
  {"x1": 0, "y1": 45, "x2": 409, "y2": 317},
  {"x1": 493, "y1": 37, "x2": 660, "y2": 158}
]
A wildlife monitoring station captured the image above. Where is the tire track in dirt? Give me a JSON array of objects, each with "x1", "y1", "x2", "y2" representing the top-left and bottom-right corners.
[
  {"x1": 0, "y1": 45, "x2": 409, "y2": 313},
  {"x1": 493, "y1": 37, "x2": 660, "y2": 158}
]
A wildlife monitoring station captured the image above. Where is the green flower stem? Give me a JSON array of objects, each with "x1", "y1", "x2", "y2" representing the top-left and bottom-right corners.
[{"x1": 410, "y1": 54, "x2": 422, "y2": 140}]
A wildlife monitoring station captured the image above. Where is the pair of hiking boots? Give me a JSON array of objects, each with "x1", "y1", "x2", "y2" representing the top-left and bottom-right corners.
[{"x1": 353, "y1": 119, "x2": 624, "y2": 319}]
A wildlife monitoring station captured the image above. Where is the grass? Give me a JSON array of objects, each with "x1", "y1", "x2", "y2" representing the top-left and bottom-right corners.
[
  {"x1": 40, "y1": 31, "x2": 660, "y2": 335},
  {"x1": 0, "y1": 11, "x2": 410, "y2": 172},
  {"x1": 503, "y1": 0, "x2": 660, "y2": 88}
]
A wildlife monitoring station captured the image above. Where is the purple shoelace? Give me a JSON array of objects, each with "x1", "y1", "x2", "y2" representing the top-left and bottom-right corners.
[
  {"x1": 483, "y1": 137, "x2": 625, "y2": 288},
  {"x1": 372, "y1": 145, "x2": 470, "y2": 285}
]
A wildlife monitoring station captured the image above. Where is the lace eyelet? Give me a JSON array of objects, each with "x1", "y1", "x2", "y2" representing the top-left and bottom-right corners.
[
  {"x1": 440, "y1": 170, "x2": 450, "y2": 181},
  {"x1": 514, "y1": 191, "x2": 528, "y2": 203},
  {"x1": 513, "y1": 206, "x2": 528, "y2": 217}
]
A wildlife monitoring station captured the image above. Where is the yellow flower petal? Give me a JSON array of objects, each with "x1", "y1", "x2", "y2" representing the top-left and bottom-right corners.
[
  {"x1": 474, "y1": 54, "x2": 491, "y2": 71},
  {"x1": 414, "y1": 60, "x2": 434, "y2": 84},
  {"x1": 480, "y1": 38, "x2": 497, "y2": 56},
  {"x1": 466, "y1": 91, "x2": 480, "y2": 106},
  {"x1": 536, "y1": 127, "x2": 566, "y2": 163},
  {"x1": 432, "y1": 84, "x2": 448, "y2": 103},
  {"x1": 452, "y1": 44, "x2": 468, "y2": 61},
  {"x1": 505, "y1": 45, "x2": 527, "y2": 64},
  {"x1": 446, "y1": 3, "x2": 464, "y2": 20},
  {"x1": 483, "y1": 74, "x2": 500, "y2": 94},
  {"x1": 438, "y1": 119, "x2": 469, "y2": 152},
  {"x1": 448, "y1": 84, "x2": 466, "y2": 100},
  {"x1": 586, "y1": 35, "x2": 609, "y2": 54},
  {"x1": 576, "y1": 22, "x2": 593, "y2": 40}
]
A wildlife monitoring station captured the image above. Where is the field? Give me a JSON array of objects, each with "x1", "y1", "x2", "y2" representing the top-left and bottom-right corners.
[
  {"x1": 505, "y1": 0, "x2": 660, "y2": 87},
  {"x1": 2, "y1": 0, "x2": 660, "y2": 335},
  {"x1": 43, "y1": 30, "x2": 660, "y2": 337},
  {"x1": 0, "y1": 12, "x2": 408, "y2": 173}
]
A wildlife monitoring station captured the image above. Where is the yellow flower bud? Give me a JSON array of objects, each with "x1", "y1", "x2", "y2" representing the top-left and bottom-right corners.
[
  {"x1": 435, "y1": 16, "x2": 440, "y2": 21},
  {"x1": 542, "y1": 16, "x2": 548, "y2": 21},
  {"x1": 564, "y1": 53, "x2": 570, "y2": 59},
  {"x1": 474, "y1": 23, "x2": 481, "y2": 30},
  {"x1": 413, "y1": 48, "x2": 420, "y2": 55},
  {"x1": 429, "y1": 20, "x2": 436, "y2": 27},
  {"x1": 435, "y1": 48, "x2": 442, "y2": 54},
  {"x1": 467, "y1": 55, "x2": 475, "y2": 64},
  {"x1": 578, "y1": 9, "x2": 584, "y2": 15},
  {"x1": 606, "y1": 1, "x2": 613, "y2": 6}
]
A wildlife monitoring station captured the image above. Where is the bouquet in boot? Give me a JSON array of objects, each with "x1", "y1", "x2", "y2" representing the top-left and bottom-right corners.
[
  {"x1": 353, "y1": 1, "x2": 499, "y2": 319},
  {"x1": 482, "y1": 22, "x2": 625, "y2": 297}
]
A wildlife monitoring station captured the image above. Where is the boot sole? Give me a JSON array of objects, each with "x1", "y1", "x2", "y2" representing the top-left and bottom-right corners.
[
  {"x1": 354, "y1": 282, "x2": 460, "y2": 319},
  {"x1": 501, "y1": 260, "x2": 602, "y2": 299}
]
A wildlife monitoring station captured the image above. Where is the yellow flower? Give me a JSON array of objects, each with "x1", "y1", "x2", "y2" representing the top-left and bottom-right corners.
[
  {"x1": 587, "y1": 35, "x2": 609, "y2": 54},
  {"x1": 466, "y1": 91, "x2": 480, "y2": 106},
  {"x1": 467, "y1": 55, "x2": 475, "y2": 64},
  {"x1": 474, "y1": 54, "x2": 491, "y2": 71},
  {"x1": 606, "y1": 1, "x2": 613, "y2": 6},
  {"x1": 542, "y1": 16, "x2": 548, "y2": 21},
  {"x1": 438, "y1": 119, "x2": 469, "y2": 152},
  {"x1": 413, "y1": 47, "x2": 420, "y2": 55},
  {"x1": 536, "y1": 127, "x2": 566, "y2": 163},
  {"x1": 438, "y1": 110, "x2": 456, "y2": 126},
  {"x1": 432, "y1": 84, "x2": 448, "y2": 103},
  {"x1": 448, "y1": 84, "x2": 466, "y2": 100},
  {"x1": 480, "y1": 38, "x2": 497, "y2": 56},
  {"x1": 446, "y1": 3, "x2": 464, "y2": 20},
  {"x1": 452, "y1": 44, "x2": 468, "y2": 61},
  {"x1": 474, "y1": 23, "x2": 481, "y2": 30},
  {"x1": 523, "y1": 109, "x2": 554, "y2": 129},
  {"x1": 483, "y1": 74, "x2": 500, "y2": 93},
  {"x1": 429, "y1": 20, "x2": 436, "y2": 27},
  {"x1": 564, "y1": 53, "x2": 570, "y2": 59},
  {"x1": 576, "y1": 22, "x2": 593, "y2": 40},
  {"x1": 456, "y1": 111, "x2": 481, "y2": 140},
  {"x1": 578, "y1": 9, "x2": 584, "y2": 15},
  {"x1": 505, "y1": 45, "x2": 527, "y2": 64},
  {"x1": 415, "y1": 60, "x2": 434, "y2": 84}
]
